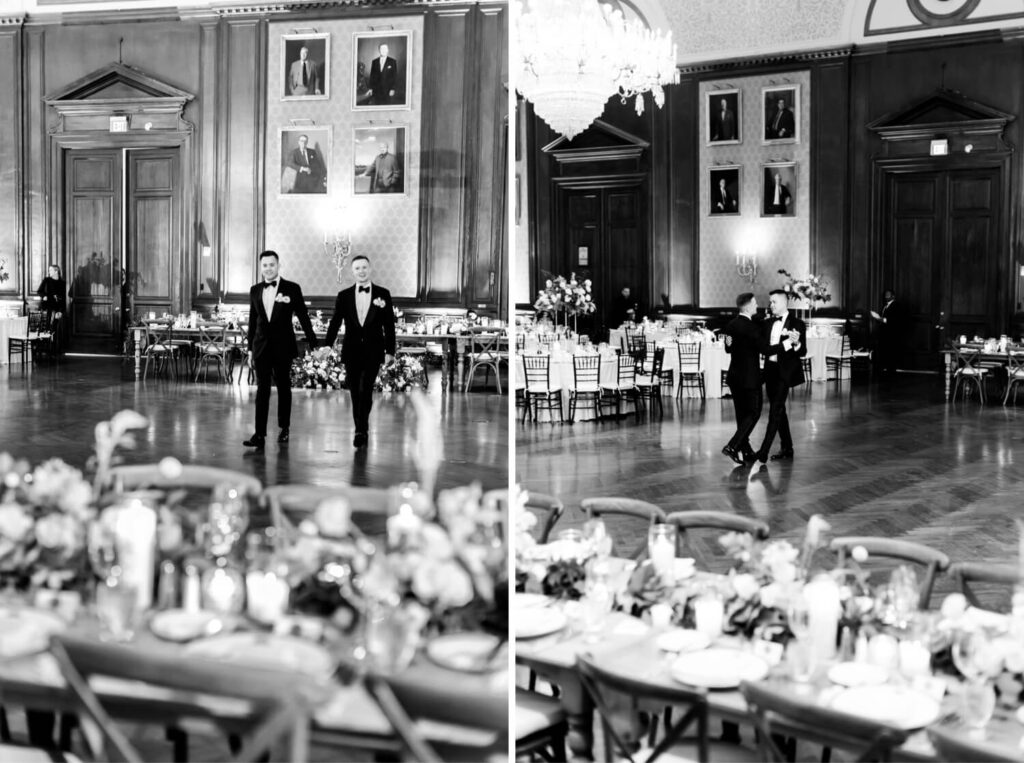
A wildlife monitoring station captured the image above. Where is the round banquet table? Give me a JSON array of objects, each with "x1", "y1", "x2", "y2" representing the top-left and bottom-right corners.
[{"x1": 515, "y1": 350, "x2": 622, "y2": 421}]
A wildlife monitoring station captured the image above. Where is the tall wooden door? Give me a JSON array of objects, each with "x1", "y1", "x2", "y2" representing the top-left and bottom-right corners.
[
  {"x1": 884, "y1": 167, "x2": 1002, "y2": 370},
  {"x1": 559, "y1": 184, "x2": 645, "y2": 338},
  {"x1": 65, "y1": 148, "x2": 181, "y2": 353},
  {"x1": 65, "y1": 150, "x2": 122, "y2": 353}
]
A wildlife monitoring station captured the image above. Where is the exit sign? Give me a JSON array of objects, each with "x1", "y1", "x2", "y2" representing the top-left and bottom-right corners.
[{"x1": 109, "y1": 116, "x2": 128, "y2": 133}]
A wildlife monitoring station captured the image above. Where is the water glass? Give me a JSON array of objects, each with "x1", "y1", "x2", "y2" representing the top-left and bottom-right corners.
[
  {"x1": 95, "y1": 569, "x2": 138, "y2": 642},
  {"x1": 583, "y1": 518, "x2": 612, "y2": 558},
  {"x1": 693, "y1": 588, "x2": 724, "y2": 639},
  {"x1": 786, "y1": 637, "x2": 815, "y2": 683},
  {"x1": 786, "y1": 595, "x2": 812, "y2": 642},
  {"x1": 364, "y1": 603, "x2": 420, "y2": 674},
  {"x1": 581, "y1": 581, "x2": 612, "y2": 643},
  {"x1": 962, "y1": 679, "x2": 996, "y2": 732},
  {"x1": 647, "y1": 523, "x2": 677, "y2": 581}
]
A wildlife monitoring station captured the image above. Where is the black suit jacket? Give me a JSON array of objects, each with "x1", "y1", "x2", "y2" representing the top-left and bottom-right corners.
[
  {"x1": 724, "y1": 316, "x2": 765, "y2": 390},
  {"x1": 324, "y1": 284, "x2": 397, "y2": 366},
  {"x1": 760, "y1": 313, "x2": 807, "y2": 387},
  {"x1": 368, "y1": 56, "x2": 398, "y2": 100},
  {"x1": 288, "y1": 148, "x2": 326, "y2": 194},
  {"x1": 247, "y1": 278, "x2": 317, "y2": 363},
  {"x1": 768, "y1": 107, "x2": 795, "y2": 139}
]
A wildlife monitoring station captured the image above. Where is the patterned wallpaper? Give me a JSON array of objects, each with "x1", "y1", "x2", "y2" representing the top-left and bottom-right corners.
[
  {"x1": 264, "y1": 16, "x2": 423, "y2": 299},
  {"x1": 698, "y1": 70, "x2": 811, "y2": 307}
]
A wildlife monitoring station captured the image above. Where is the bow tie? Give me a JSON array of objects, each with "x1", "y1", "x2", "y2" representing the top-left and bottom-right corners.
[
  {"x1": 358, "y1": 285, "x2": 370, "y2": 293},
  {"x1": 262, "y1": 280, "x2": 278, "y2": 289},
  {"x1": 773, "y1": 316, "x2": 784, "y2": 322}
]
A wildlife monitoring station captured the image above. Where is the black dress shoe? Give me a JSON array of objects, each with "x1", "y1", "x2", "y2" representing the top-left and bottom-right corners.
[
  {"x1": 752, "y1": 450, "x2": 768, "y2": 464},
  {"x1": 242, "y1": 434, "x2": 266, "y2": 449},
  {"x1": 770, "y1": 449, "x2": 795, "y2": 461},
  {"x1": 277, "y1": 428, "x2": 289, "y2": 443},
  {"x1": 353, "y1": 432, "x2": 368, "y2": 448},
  {"x1": 721, "y1": 445, "x2": 744, "y2": 466}
]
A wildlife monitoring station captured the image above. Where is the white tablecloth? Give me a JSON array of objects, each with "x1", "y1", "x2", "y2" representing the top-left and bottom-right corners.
[
  {"x1": 516, "y1": 351, "x2": 621, "y2": 421},
  {"x1": 0, "y1": 317, "x2": 27, "y2": 365}
]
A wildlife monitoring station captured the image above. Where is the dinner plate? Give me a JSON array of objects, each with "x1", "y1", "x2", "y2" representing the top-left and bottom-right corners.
[
  {"x1": 183, "y1": 633, "x2": 334, "y2": 678},
  {"x1": 827, "y1": 662, "x2": 889, "y2": 688},
  {"x1": 670, "y1": 648, "x2": 769, "y2": 689},
  {"x1": 515, "y1": 608, "x2": 567, "y2": 639},
  {"x1": 426, "y1": 632, "x2": 505, "y2": 673},
  {"x1": 0, "y1": 607, "x2": 65, "y2": 658},
  {"x1": 149, "y1": 609, "x2": 228, "y2": 643},
  {"x1": 514, "y1": 593, "x2": 553, "y2": 610},
  {"x1": 829, "y1": 686, "x2": 942, "y2": 730},
  {"x1": 655, "y1": 628, "x2": 710, "y2": 653}
]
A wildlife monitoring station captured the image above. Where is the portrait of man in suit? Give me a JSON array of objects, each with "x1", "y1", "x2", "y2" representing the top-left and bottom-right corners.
[
  {"x1": 353, "y1": 32, "x2": 411, "y2": 109},
  {"x1": 763, "y1": 85, "x2": 799, "y2": 143},
  {"x1": 762, "y1": 163, "x2": 796, "y2": 217},
  {"x1": 281, "y1": 129, "x2": 329, "y2": 196},
  {"x1": 353, "y1": 127, "x2": 406, "y2": 195},
  {"x1": 282, "y1": 34, "x2": 329, "y2": 100},
  {"x1": 709, "y1": 166, "x2": 740, "y2": 216},
  {"x1": 707, "y1": 89, "x2": 740, "y2": 144}
]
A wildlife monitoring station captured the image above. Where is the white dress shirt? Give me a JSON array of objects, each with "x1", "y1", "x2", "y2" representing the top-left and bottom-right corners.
[
  {"x1": 262, "y1": 280, "x2": 278, "y2": 320},
  {"x1": 356, "y1": 282, "x2": 372, "y2": 325},
  {"x1": 768, "y1": 312, "x2": 794, "y2": 362}
]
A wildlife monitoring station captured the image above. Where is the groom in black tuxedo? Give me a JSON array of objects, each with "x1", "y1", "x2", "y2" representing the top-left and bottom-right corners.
[
  {"x1": 324, "y1": 255, "x2": 396, "y2": 448},
  {"x1": 722, "y1": 292, "x2": 764, "y2": 465},
  {"x1": 754, "y1": 289, "x2": 807, "y2": 463},
  {"x1": 243, "y1": 250, "x2": 318, "y2": 450}
]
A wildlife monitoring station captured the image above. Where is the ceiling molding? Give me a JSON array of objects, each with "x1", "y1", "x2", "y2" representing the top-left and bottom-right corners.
[{"x1": 678, "y1": 45, "x2": 852, "y2": 76}]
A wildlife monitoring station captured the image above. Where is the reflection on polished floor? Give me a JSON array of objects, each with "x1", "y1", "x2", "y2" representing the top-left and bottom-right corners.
[
  {"x1": 517, "y1": 376, "x2": 1024, "y2": 607},
  {"x1": 0, "y1": 357, "x2": 508, "y2": 493}
]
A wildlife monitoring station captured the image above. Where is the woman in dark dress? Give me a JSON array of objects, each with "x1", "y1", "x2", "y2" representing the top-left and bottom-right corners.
[{"x1": 37, "y1": 264, "x2": 67, "y2": 316}]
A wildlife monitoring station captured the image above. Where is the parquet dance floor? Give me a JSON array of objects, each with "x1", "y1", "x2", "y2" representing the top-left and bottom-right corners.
[
  {"x1": 517, "y1": 376, "x2": 1024, "y2": 608},
  {"x1": 0, "y1": 357, "x2": 507, "y2": 493}
]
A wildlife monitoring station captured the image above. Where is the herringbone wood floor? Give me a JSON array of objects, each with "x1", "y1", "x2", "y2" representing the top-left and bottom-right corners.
[{"x1": 517, "y1": 376, "x2": 1024, "y2": 609}]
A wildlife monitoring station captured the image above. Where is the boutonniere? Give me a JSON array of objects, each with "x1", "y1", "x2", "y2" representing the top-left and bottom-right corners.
[
  {"x1": 275, "y1": 294, "x2": 291, "y2": 304},
  {"x1": 372, "y1": 297, "x2": 386, "y2": 308}
]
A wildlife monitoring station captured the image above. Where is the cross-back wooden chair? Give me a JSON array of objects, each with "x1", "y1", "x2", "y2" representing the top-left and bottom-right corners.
[
  {"x1": 141, "y1": 321, "x2": 180, "y2": 380},
  {"x1": 577, "y1": 653, "x2": 757, "y2": 763},
  {"x1": 740, "y1": 680, "x2": 909, "y2": 762},
  {"x1": 50, "y1": 634, "x2": 313, "y2": 763},
  {"x1": 1003, "y1": 350, "x2": 1024, "y2": 405},
  {"x1": 515, "y1": 687, "x2": 568, "y2": 762},
  {"x1": 261, "y1": 483, "x2": 390, "y2": 537},
  {"x1": 949, "y1": 561, "x2": 1019, "y2": 609},
  {"x1": 927, "y1": 724, "x2": 1020, "y2": 762},
  {"x1": 523, "y1": 491, "x2": 564, "y2": 543},
  {"x1": 580, "y1": 497, "x2": 666, "y2": 559},
  {"x1": 664, "y1": 511, "x2": 769, "y2": 558},
  {"x1": 463, "y1": 326, "x2": 506, "y2": 394},
  {"x1": 193, "y1": 322, "x2": 231, "y2": 382},
  {"x1": 950, "y1": 344, "x2": 988, "y2": 403},
  {"x1": 830, "y1": 536, "x2": 949, "y2": 610},
  {"x1": 107, "y1": 464, "x2": 262, "y2": 497}
]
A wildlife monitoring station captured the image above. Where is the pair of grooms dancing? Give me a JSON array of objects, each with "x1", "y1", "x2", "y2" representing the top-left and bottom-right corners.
[{"x1": 722, "y1": 289, "x2": 806, "y2": 465}]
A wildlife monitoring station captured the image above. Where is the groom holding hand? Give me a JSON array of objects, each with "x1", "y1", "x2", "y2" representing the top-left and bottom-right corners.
[{"x1": 325, "y1": 255, "x2": 396, "y2": 448}]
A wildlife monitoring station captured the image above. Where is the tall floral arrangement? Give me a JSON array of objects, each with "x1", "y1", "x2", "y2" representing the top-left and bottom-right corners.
[
  {"x1": 778, "y1": 269, "x2": 831, "y2": 311},
  {"x1": 534, "y1": 273, "x2": 596, "y2": 321}
]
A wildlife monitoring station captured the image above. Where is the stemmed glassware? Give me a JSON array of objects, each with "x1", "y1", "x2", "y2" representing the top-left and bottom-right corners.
[
  {"x1": 952, "y1": 628, "x2": 998, "y2": 734},
  {"x1": 87, "y1": 521, "x2": 137, "y2": 642},
  {"x1": 785, "y1": 592, "x2": 814, "y2": 682}
]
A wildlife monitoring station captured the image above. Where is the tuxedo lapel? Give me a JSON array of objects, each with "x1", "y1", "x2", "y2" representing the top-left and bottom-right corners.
[
  {"x1": 255, "y1": 286, "x2": 270, "y2": 325},
  {"x1": 364, "y1": 286, "x2": 379, "y2": 326}
]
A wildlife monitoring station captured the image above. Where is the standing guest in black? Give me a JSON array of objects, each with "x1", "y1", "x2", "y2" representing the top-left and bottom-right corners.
[
  {"x1": 870, "y1": 288, "x2": 907, "y2": 382},
  {"x1": 722, "y1": 292, "x2": 765, "y2": 465},
  {"x1": 243, "y1": 251, "x2": 318, "y2": 450},
  {"x1": 324, "y1": 255, "x2": 396, "y2": 448},
  {"x1": 753, "y1": 289, "x2": 806, "y2": 463},
  {"x1": 37, "y1": 264, "x2": 67, "y2": 317}
]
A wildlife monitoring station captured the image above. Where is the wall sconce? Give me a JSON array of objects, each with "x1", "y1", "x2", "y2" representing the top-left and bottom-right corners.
[
  {"x1": 736, "y1": 251, "x2": 757, "y2": 284},
  {"x1": 197, "y1": 222, "x2": 211, "y2": 258},
  {"x1": 324, "y1": 211, "x2": 352, "y2": 283}
]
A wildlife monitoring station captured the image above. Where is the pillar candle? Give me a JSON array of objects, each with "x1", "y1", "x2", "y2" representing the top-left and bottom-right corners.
[
  {"x1": 111, "y1": 498, "x2": 157, "y2": 612},
  {"x1": 802, "y1": 574, "x2": 841, "y2": 664}
]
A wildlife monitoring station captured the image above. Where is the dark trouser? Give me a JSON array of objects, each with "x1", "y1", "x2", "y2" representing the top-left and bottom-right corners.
[
  {"x1": 728, "y1": 385, "x2": 763, "y2": 453},
  {"x1": 346, "y1": 360, "x2": 382, "y2": 434},
  {"x1": 877, "y1": 334, "x2": 899, "y2": 378},
  {"x1": 254, "y1": 353, "x2": 294, "y2": 436},
  {"x1": 759, "y1": 364, "x2": 793, "y2": 454}
]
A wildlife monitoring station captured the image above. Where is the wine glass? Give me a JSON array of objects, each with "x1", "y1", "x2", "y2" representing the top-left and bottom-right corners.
[
  {"x1": 952, "y1": 628, "x2": 998, "y2": 733},
  {"x1": 582, "y1": 518, "x2": 612, "y2": 559},
  {"x1": 87, "y1": 519, "x2": 138, "y2": 642}
]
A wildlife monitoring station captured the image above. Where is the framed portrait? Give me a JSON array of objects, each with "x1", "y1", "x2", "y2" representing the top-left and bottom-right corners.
[
  {"x1": 762, "y1": 84, "x2": 799, "y2": 144},
  {"x1": 709, "y1": 165, "x2": 741, "y2": 216},
  {"x1": 353, "y1": 31, "x2": 412, "y2": 110},
  {"x1": 281, "y1": 33, "x2": 330, "y2": 101},
  {"x1": 279, "y1": 127, "x2": 331, "y2": 197},
  {"x1": 354, "y1": 125, "x2": 406, "y2": 195},
  {"x1": 706, "y1": 89, "x2": 741, "y2": 145},
  {"x1": 761, "y1": 161, "x2": 797, "y2": 217}
]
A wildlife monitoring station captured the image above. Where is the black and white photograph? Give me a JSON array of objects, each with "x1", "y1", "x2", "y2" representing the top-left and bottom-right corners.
[
  {"x1": 709, "y1": 165, "x2": 741, "y2": 215},
  {"x1": 353, "y1": 126, "x2": 406, "y2": 195},
  {"x1": 761, "y1": 161, "x2": 796, "y2": 216},
  {"x1": 280, "y1": 127, "x2": 330, "y2": 196},
  {"x1": 706, "y1": 88, "x2": 741, "y2": 145},
  {"x1": 281, "y1": 33, "x2": 329, "y2": 100},
  {"x1": 762, "y1": 84, "x2": 799, "y2": 143},
  {"x1": 353, "y1": 31, "x2": 412, "y2": 109}
]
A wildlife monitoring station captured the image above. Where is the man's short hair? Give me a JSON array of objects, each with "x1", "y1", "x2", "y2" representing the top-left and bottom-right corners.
[
  {"x1": 351, "y1": 255, "x2": 370, "y2": 265},
  {"x1": 298, "y1": 134, "x2": 308, "y2": 142},
  {"x1": 736, "y1": 292, "x2": 755, "y2": 308},
  {"x1": 768, "y1": 289, "x2": 787, "y2": 299},
  {"x1": 258, "y1": 250, "x2": 279, "y2": 262}
]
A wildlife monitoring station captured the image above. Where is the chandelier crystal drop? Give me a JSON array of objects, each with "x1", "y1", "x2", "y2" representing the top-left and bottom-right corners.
[{"x1": 514, "y1": 0, "x2": 679, "y2": 139}]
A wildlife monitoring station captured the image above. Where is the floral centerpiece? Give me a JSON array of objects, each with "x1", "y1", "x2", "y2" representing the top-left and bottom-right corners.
[
  {"x1": 291, "y1": 347, "x2": 346, "y2": 389},
  {"x1": 374, "y1": 354, "x2": 426, "y2": 393},
  {"x1": 778, "y1": 269, "x2": 832, "y2": 313},
  {"x1": 0, "y1": 257, "x2": 9, "y2": 284},
  {"x1": 534, "y1": 273, "x2": 596, "y2": 328}
]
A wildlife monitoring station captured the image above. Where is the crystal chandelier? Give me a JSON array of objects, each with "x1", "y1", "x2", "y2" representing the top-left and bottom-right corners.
[{"x1": 514, "y1": 0, "x2": 679, "y2": 139}]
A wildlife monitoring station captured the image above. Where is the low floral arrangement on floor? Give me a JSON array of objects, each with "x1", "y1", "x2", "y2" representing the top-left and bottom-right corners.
[
  {"x1": 778, "y1": 269, "x2": 832, "y2": 309},
  {"x1": 0, "y1": 258, "x2": 8, "y2": 284},
  {"x1": 534, "y1": 273, "x2": 596, "y2": 320},
  {"x1": 0, "y1": 410, "x2": 148, "y2": 591},
  {"x1": 291, "y1": 347, "x2": 346, "y2": 389},
  {"x1": 374, "y1": 354, "x2": 426, "y2": 393}
]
